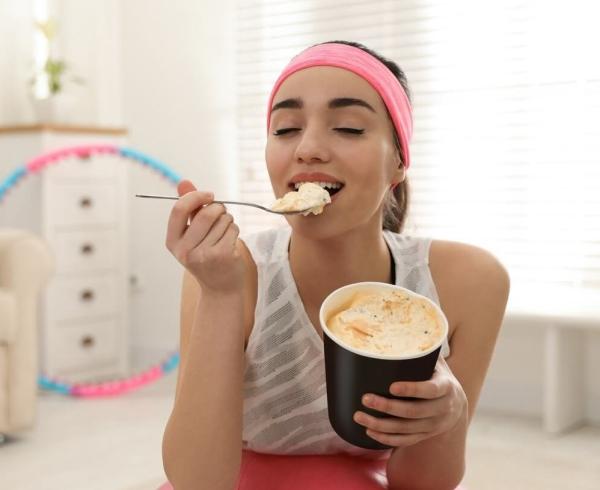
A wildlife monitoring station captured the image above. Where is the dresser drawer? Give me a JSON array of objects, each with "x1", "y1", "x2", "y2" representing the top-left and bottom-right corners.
[
  {"x1": 46, "y1": 153, "x2": 119, "y2": 181},
  {"x1": 51, "y1": 229, "x2": 119, "y2": 273},
  {"x1": 47, "y1": 320, "x2": 120, "y2": 374},
  {"x1": 45, "y1": 182, "x2": 119, "y2": 227},
  {"x1": 46, "y1": 274, "x2": 120, "y2": 322}
]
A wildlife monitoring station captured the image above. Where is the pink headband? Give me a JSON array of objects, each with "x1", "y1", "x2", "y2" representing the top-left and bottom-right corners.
[{"x1": 266, "y1": 43, "x2": 413, "y2": 169}]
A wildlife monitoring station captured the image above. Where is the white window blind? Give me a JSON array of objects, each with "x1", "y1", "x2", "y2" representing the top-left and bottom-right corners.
[{"x1": 234, "y1": 0, "x2": 600, "y2": 309}]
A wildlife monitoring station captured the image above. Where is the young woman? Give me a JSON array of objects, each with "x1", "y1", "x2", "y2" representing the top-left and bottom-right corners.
[{"x1": 161, "y1": 41, "x2": 510, "y2": 490}]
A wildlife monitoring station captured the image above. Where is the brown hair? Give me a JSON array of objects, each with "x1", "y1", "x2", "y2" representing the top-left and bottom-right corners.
[{"x1": 320, "y1": 40, "x2": 411, "y2": 233}]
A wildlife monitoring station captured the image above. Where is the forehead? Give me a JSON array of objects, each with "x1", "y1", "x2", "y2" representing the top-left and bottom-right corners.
[{"x1": 272, "y1": 66, "x2": 386, "y2": 111}]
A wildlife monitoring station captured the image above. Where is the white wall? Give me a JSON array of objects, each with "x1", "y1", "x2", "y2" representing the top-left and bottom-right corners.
[
  {"x1": 0, "y1": 0, "x2": 34, "y2": 122},
  {"x1": 58, "y1": 0, "x2": 123, "y2": 126},
  {"x1": 120, "y1": 0, "x2": 238, "y2": 367}
]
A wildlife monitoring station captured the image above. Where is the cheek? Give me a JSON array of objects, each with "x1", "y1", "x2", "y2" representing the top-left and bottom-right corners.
[
  {"x1": 266, "y1": 138, "x2": 290, "y2": 163},
  {"x1": 265, "y1": 140, "x2": 288, "y2": 187},
  {"x1": 348, "y1": 143, "x2": 392, "y2": 186},
  {"x1": 347, "y1": 167, "x2": 387, "y2": 212}
]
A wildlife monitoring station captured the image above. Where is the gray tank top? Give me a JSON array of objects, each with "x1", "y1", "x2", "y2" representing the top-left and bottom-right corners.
[{"x1": 240, "y1": 226, "x2": 450, "y2": 457}]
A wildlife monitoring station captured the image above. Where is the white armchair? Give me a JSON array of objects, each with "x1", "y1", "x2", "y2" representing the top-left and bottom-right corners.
[{"x1": 0, "y1": 229, "x2": 54, "y2": 436}]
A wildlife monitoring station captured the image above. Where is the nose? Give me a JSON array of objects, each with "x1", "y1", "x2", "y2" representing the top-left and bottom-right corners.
[{"x1": 293, "y1": 127, "x2": 330, "y2": 164}]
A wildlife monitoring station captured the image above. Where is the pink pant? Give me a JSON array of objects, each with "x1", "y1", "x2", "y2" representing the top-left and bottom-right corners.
[{"x1": 158, "y1": 449, "x2": 465, "y2": 489}]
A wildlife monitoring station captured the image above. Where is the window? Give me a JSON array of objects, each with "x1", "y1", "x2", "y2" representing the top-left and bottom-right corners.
[{"x1": 235, "y1": 0, "x2": 600, "y2": 310}]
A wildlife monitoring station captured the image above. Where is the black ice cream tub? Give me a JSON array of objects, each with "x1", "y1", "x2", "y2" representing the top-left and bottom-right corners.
[{"x1": 319, "y1": 282, "x2": 449, "y2": 450}]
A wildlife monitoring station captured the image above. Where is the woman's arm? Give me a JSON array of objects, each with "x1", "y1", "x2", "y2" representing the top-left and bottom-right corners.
[
  {"x1": 378, "y1": 243, "x2": 510, "y2": 490},
  {"x1": 161, "y1": 181, "x2": 254, "y2": 490},
  {"x1": 162, "y1": 274, "x2": 245, "y2": 490}
]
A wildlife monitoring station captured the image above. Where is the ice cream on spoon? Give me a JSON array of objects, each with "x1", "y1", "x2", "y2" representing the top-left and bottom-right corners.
[{"x1": 271, "y1": 182, "x2": 332, "y2": 216}]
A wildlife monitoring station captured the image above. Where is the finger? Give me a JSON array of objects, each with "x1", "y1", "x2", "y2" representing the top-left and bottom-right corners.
[
  {"x1": 177, "y1": 179, "x2": 197, "y2": 197},
  {"x1": 177, "y1": 180, "x2": 208, "y2": 222},
  {"x1": 180, "y1": 203, "x2": 226, "y2": 251},
  {"x1": 204, "y1": 212, "x2": 234, "y2": 246},
  {"x1": 361, "y1": 394, "x2": 444, "y2": 419},
  {"x1": 214, "y1": 221, "x2": 240, "y2": 253},
  {"x1": 388, "y1": 374, "x2": 449, "y2": 400},
  {"x1": 353, "y1": 410, "x2": 436, "y2": 434},
  {"x1": 166, "y1": 191, "x2": 215, "y2": 249},
  {"x1": 365, "y1": 429, "x2": 428, "y2": 448}
]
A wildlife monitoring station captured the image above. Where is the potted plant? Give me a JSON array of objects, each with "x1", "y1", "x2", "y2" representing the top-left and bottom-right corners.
[{"x1": 30, "y1": 18, "x2": 84, "y2": 123}]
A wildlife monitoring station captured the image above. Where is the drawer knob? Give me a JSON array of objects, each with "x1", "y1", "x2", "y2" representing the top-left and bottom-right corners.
[
  {"x1": 79, "y1": 196, "x2": 93, "y2": 208},
  {"x1": 80, "y1": 243, "x2": 95, "y2": 255},
  {"x1": 81, "y1": 335, "x2": 95, "y2": 348},
  {"x1": 80, "y1": 289, "x2": 95, "y2": 302}
]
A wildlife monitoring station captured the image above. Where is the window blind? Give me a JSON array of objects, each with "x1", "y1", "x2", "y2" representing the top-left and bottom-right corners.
[{"x1": 234, "y1": 0, "x2": 600, "y2": 308}]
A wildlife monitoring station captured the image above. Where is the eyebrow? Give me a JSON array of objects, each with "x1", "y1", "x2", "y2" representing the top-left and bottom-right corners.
[
  {"x1": 329, "y1": 97, "x2": 376, "y2": 112},
  {"x1": 270, "y1": 97, "x2": 376, "y2": 114}
]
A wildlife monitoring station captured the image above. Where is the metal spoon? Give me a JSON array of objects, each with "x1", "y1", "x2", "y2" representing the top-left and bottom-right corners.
[{"x1": 135, "y1": 194, "x2": 314, "y2": 215}]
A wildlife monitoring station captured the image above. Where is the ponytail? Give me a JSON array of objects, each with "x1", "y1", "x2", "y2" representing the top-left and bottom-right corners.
[{"x1": 383, "y1": 178, "x2": 409, "y2": 233}]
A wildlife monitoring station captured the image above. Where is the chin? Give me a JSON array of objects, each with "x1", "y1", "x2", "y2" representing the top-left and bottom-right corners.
[{"x1": 286, "y1": 214, "x2": 352, "y2": 242}]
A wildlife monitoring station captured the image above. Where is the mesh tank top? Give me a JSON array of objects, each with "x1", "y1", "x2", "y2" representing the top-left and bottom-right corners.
[{"x1": 240, "y1": 226, "x2": 450, "y2": 457}]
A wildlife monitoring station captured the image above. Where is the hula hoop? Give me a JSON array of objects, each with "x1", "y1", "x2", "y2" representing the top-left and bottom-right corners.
[{"x1": 0, "y1": 144, "x2": 182, "y2": 397}]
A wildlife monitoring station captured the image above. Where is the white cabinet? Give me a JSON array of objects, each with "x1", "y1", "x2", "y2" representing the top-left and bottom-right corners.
[{"x1": 0, "y1": 125, "x2": 129, "y2": 382}]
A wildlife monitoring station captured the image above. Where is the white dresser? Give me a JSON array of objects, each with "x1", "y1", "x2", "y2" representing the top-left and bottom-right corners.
[{"x1": 0, "y1": 125, "x2": 130, "y2": 382}]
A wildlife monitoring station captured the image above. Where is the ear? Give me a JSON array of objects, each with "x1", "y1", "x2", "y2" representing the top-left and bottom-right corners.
[{"x1": 391, "y1": 153, "x2": 406, "y2": 185}]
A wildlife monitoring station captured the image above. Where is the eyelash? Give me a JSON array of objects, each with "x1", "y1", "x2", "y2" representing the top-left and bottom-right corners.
[
  {"x1": 337, "y1": 128, "x2": 365, "y2": 135},
  {"x1": 273, "y1": 128, "x2": 365, "y2": 136}
]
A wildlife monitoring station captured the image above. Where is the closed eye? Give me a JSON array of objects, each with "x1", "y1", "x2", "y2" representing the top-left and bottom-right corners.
[
  {"x1": 335, "y1": 128, "x2": 365, "y2": 135},
  {"x1": 273, "y1": 127, "x2": 364, "y2": 136},
  {"x1": 273, "y1": 128, "x2": 300, "y2": 136}
]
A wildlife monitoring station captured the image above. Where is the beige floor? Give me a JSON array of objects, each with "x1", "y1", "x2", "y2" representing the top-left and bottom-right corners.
[{"x1": 1, "y1": 374, "x2": 599, "y2": 490}]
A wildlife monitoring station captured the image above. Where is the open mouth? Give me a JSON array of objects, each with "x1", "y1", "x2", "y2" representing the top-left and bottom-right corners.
[{"x1": 289, "y1": 181, "x2": 345, "y2": 197}]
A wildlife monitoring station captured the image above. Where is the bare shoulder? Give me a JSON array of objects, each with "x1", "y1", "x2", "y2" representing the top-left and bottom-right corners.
[
  {"x1": 429, "y1": 239, "x2": 510, "y2": 416},
  {"x1": 428, "y1": 240, "x2": 511, "y2": 337}
]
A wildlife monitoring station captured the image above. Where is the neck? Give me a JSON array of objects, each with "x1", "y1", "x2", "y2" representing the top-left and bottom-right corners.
[{"x1": 288, "y1": 225, "x2": 394, "y2": 306}]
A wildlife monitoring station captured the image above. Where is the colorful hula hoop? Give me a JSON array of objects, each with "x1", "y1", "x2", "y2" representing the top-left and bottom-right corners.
[{"x1": 0, "y1": 144, "x2": 182, "y2": 397}]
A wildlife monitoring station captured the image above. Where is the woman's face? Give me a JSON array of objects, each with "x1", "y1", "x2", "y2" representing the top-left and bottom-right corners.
[{"x1": 265, "y1": 66, "x2": 405, "y2": 238}]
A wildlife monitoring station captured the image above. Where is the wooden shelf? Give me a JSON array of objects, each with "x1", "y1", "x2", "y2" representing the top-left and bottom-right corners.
[{"x1": 0, "y1": 124, "x2": 128, "y2": 136}]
